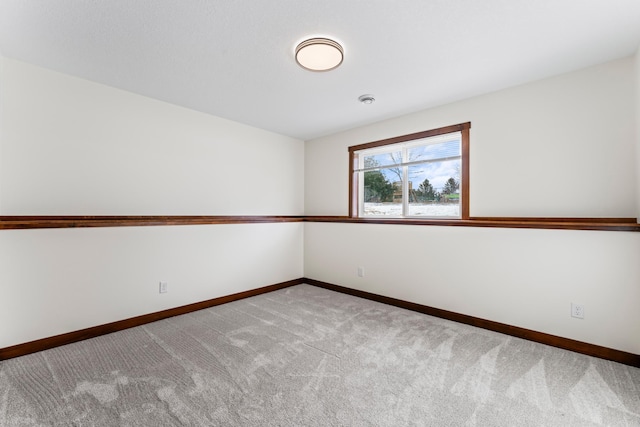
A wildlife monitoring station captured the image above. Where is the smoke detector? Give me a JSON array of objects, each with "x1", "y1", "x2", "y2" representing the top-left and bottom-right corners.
[{"x1": 358, "y1": 94, "x2": 375, "y2": 104}]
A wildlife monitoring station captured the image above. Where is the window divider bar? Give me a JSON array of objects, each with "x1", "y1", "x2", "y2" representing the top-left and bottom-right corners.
[{"x1": 354, "y1": 155, "x2": 462, "y2": 173}]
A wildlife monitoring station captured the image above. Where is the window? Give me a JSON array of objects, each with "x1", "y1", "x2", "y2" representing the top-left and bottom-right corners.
[{"x1": 349, "y1": 122, "x2": 470, "y2": 219}]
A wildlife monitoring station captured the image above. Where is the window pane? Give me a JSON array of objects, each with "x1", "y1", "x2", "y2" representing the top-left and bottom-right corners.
[
  {"x1": 408, "y1": 160, "x2": 460, "y2": 217},
  {"x1": 363, "y1": 150, "x2": 402, "y2": 169},
  {"x1": 362, "y1": 166, "x2": 403, "y2": 216},
  {"x1": 407, "y1": 138, "x2": 460, "y2": 163},
  {"x1": 350, "y1": 122, "x2": 469, "y2": 219}
]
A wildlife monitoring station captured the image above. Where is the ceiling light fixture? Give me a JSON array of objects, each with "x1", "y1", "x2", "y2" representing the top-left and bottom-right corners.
[
  {"x1": 295, "y1": 38, "x2": 344, "y2": 72},
  {"x1": 358, "y1": 94, "x2": 375, "y2": 104}
]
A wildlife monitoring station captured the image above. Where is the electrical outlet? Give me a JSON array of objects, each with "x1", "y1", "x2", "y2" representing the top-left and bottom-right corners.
[
  {"x1": 159, "y1": 282, "x2": 168, "y2": 294},
  {"x1": 357, "y1": 266, "x2": 365, "y2": 277},
  {"x1": 571, "y1": 303, "x2": 584, "y2": 319}
]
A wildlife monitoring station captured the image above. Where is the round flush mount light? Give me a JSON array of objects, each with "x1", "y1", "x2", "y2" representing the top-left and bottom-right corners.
[
  {"x1": 358, "y1": 94, "x2": 375, "y2": 104},
  {"x1": 295, "y1": 38, "x2": 344, "y2": 72}
]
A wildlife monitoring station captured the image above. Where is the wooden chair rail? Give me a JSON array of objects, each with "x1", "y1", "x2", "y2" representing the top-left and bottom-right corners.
[{"x1": 0, "y1": 215, "x2": 638, "y2": 232}]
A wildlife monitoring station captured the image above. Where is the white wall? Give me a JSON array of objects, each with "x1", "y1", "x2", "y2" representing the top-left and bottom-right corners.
[
  {"x1": 0, "y1": 57, "x2": 4, "y2": 214},
  {"x1": 304, "y1": 223, "x2": 640, "y2": 354},
  {"x1": 306, "y1": 56, "x2": 636, "y2": 218},
  {"x1": 2, "y1": 53, "x2": 639, "y2": 354},
  {"x1": 0, "y1": 58, "x2": 303, "y2": 215},
  {"x1": 304, "y1": 55, "x2": 640, "y2": 354},
  {"x1": 636, "y1": 47, "x2": 640, "y2": 223},
  {"x1": 0, "y1": 58, "x2": 305, "y2": 348},
  {"x1": 0, "y1": 223, "x2": 303, "y2": 348}
]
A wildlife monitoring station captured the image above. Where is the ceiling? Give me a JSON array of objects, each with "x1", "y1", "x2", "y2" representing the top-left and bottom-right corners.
[{"x1": 1, "y1": 1, "x2": 640, "y2": 141}]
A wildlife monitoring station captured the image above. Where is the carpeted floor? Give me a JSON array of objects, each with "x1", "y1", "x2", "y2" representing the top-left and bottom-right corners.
[{"x1": 1, "y1": 284, "x2": 639, "y2": 426}]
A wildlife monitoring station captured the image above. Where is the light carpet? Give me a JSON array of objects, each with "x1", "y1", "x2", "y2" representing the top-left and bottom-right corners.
[{"x1": 1, "y1": 284, "x2": 639, "y2": 426}]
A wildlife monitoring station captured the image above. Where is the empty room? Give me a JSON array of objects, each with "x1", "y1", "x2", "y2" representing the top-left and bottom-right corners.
[{"x1": 1, "y1": 1, "x2": 639, "y2": 425}]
